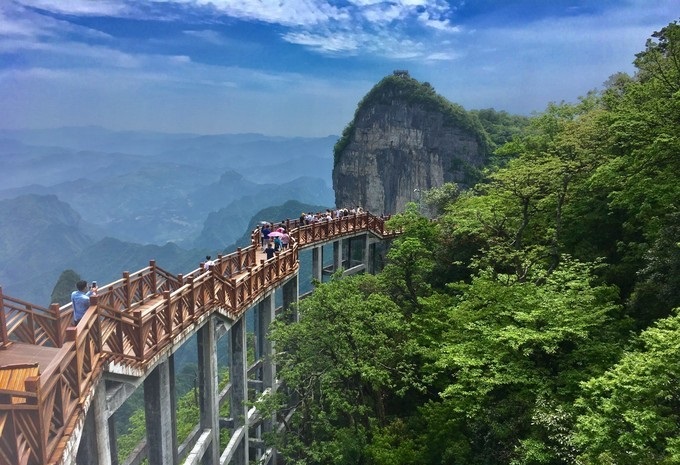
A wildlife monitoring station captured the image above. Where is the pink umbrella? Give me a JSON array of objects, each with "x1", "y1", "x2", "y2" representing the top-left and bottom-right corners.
[{"x1": 268, "y1": 231, "x2": 285, "y2": 237}]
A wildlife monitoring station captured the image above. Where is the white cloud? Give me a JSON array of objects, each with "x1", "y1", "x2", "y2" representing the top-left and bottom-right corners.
[
  {"x1": 15, "y1": 0, "x2": 127, "y2": 15},
  {"x1": 179, "y1": 0, "x2": 347, "y2": 26},
  {"x1": 284, "y1": 30, "x2": 361, "y2": 53},
  {"x1": 418, "y1": 12, "x2": 460, "y2": 32},
  {"x1": 9, "y1": 0, "x2": 463, "y2": 61},
  {"x1": 424, "y1": 51, "x2": 460, "y2": 61}
]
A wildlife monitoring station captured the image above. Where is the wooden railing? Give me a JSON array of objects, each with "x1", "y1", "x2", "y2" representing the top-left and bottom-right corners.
[{"x1": 0, "y1": 212, "x2": 398, "y2": 465}]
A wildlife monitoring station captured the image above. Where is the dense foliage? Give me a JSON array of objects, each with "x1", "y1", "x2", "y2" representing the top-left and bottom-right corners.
[{"x1": 268, "y1": 21, "x2": 680, "y2": 465}]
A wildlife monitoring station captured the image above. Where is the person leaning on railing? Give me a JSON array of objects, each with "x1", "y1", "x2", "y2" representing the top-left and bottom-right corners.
[{"x1": 71, "y1": 280, "x2": 97, "y2": 325}]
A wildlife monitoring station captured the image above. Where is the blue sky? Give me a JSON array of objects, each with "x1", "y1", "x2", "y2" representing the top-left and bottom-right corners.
[{"x1": 0, "y1": 0, "x2": 676, "y2": 137}]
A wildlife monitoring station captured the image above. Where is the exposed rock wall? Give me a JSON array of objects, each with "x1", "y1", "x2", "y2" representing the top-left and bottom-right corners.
[{"x1": 333, "y1": 73, "x2": 489, "y2": 215}]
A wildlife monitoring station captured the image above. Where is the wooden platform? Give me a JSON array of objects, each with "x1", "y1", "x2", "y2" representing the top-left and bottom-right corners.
[{"x1": 0, "y1": 342, "x2": 61, "y2": 374}]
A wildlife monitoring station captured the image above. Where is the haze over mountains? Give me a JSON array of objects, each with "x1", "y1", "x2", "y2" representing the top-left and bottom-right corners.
[{"x1": 0, "y1": 127, "x2": 337, "y2": 304}]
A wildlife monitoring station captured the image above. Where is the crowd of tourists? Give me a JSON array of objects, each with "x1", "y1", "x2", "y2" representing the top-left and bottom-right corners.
[
  {"x1": 298, "y1": 206, "x2": 364, "y2": 225},
  {"x1": 257, "y1": 207, "x2": 366, "y2": 260},
  {"x1": 259, "y1": 222, "x2": 293, "y2": 259}
]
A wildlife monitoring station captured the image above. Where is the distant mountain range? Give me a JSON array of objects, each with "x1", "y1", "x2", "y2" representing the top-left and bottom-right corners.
[{"x1": 0, "y1": 127, "x2": 338, "y2": 304}]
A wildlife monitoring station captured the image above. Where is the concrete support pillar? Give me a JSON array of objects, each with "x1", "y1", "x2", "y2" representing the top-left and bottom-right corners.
[
  {"x1": 144, "y1": 358, "x2": 177, "y2": 465},
  {"x1": 169, "y1": 353, "x2": 178, "y2": 463},
  {"x1": 312, "y1": 246, "x2": 323, "y2": 282},
  {"x1": 364, "y1": 234, "x2": 371, "y2": 273},
  {"x1": 108, "y1": 414, "x2": 119, "y2": 465},
  {"x1": 230, "y1": 317, "x2": 249, "y2": 465},
  {"x1": 256, "y1": 295, "x2": 277, "y2": 464},
  {"x1": 368, "y1": 240, "x2": 377, "y2": 275},
  {"x1": 198, "y1": 317, "x2": 220, "y2": 465},
  {"x1": 76, "y1": 382, "x2": 112, "y2": 465},
  {"x1": 258, "y1": 295, "x2": 277, "y2": 392},
  {"x1": 282, "y1": 275, "x2": 299, "y2": 323},
  {"x1": 333, "y1": 239, "x2": 343, "y2": 272}
]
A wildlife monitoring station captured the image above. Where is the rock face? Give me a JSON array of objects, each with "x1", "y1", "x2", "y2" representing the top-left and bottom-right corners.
[{"x1": 333, "y1": 72, "x2": 490, "y2": 215}]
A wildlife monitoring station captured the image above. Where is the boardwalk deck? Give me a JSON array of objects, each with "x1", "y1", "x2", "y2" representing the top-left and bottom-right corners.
[
  {"x1": 0, "y1": 343, "x2": 60, "y2": 373},
  {"x1": 0, "y1": 212, "x2": 398, "y2": 465}
]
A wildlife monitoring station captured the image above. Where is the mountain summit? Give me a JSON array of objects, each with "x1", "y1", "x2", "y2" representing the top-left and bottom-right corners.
[{"x1": 332, "y1": 71, "x2": 490, "y2": 214}]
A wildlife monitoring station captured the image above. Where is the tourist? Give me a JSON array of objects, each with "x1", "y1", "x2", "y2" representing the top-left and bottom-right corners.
[
  {"x1": 72, "y1": 280, "x2": 97, "y2": 325},
  {"x1": 264, "y1": 242, "x2": 276, "y2": 260},
  {"x1": 261, "y1": 223, "x2": 271, "y2": 250}
]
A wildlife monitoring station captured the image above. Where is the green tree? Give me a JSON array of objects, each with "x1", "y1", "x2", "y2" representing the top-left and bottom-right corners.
[
  {"x1": 267, "y1": 274, "x2": 418, "y2": 465},
  {"x1": 584, "y1": 20, "x2": 680, "y2": 314},
  {"x1": 419, "y1": 261, "x2": 622, "y2": 464},
  {"x1": 574, "y1": 310, "x2": 680, "y2": 464},
  {"x1": 422, "y1": 182, "x2": 460, "y2": 217}
]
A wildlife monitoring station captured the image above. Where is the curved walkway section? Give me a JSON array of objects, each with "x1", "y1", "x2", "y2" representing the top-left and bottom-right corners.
[{"x1": 0, "y1": 212, "x2": 397, "y2": 465}]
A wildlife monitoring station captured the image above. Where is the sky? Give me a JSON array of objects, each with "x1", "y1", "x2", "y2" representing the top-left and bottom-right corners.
[{"x1": 0, "y1": 1, "x2": 677, "y2": 137}]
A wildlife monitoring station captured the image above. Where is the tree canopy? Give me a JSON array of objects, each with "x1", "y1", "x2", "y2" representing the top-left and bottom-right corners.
[{"x1": 268, "y1": 21, "x2": 680, "y2": 465}]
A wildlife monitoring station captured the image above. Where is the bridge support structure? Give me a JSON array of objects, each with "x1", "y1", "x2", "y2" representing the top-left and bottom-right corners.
[
  {"x1": 229, "y1": 316, "x2": 249, "y2": 465},
  {"x1": 198, "y1": 317, "x2": 220, "y2": 465},
  {"x1": 76, "y1": 382, "x2": 113, "y2": 465},
  {"x1": 312, "y1": 246, "x2": 323, "y2": 282},
  {"x1": 0, "y1": 213, "x2": 396, "y2": 465},
  {"x1": 144, "y1": 357, "x2": 178, "y2": 465}
]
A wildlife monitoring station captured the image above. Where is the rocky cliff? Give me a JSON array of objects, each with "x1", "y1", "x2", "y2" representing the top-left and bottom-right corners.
[{"x1": 333, "y1": 72, "x2": 491, "y2": 215}]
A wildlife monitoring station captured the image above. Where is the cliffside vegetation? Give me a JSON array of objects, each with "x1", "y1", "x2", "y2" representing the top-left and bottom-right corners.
[
  {"x1": 266, "y1": 21, "x2": 680, "y2": 465},
  {"x1": 333, "y1": 72, "x2": 495, "y2": 166}
]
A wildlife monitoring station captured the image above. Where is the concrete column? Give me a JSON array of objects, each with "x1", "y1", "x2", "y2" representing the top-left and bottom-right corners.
[
  {"x1": 254, "y1": 295, "x2": 276, "y2": 464},
  {"x1": 169, "y1": 353, "x2": 178, "y2": 465},
  {"x1": 364, "y1": 234, "x2": 371, "y2": 273},
  {"x1": 230, "y1": 317, "x2": 249, "y2": 465},
  {"x1": 333, "y1": 239, "x2": 343, "y2": 272},
  {"x1": 144, "y1": 358, "x2": 177, "y2": 465},
  {"x1": 282, "y1": 275, "x2": 299, "y2": 323},
  {"x1": 368, "y1": 240, "x2": 378, "y2": 275},
  {"x1": 198, "y1": 317, "x2": 220, "y2": 465},
  {"x1": 76, "y1": 382, "x2": 112, "y2": 465},
  {"x1": 258, "y1": 295, "x2": 277, "y2": 392},
  {"x1": 108, "y1": 414, "x2": 119, "y2": 465},
  {"x1": 312, "y1": 246, "x2": 323, "y2": 282}
]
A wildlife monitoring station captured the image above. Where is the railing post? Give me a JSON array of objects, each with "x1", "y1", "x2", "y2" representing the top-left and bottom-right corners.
[
  {"x1": 164, "y1": 291, "x2": 173, "y2": 338},
  {"x1": 66, "y1": 327, "x2": 82, "y2": 398},
  {"x1": 133, "y1": 309, "x2": 143, "y2": 360},
  {"x1": 228, "y1": 277, "x2": 238, "y2": 316},
  {"x1": 150, "y1": 260, "x2": 158, "y2": 294},
  {"x1": 51, "y1": 303, "x2": 64, "y2": 347},
  {"x1": 0, "y1": 286, "x2": 10, "y2": 349},
  {"x1": 216, "y1": 254, "x2": 224, "y2": 276},
  {"x1": 24, "y1": 375, "x2": 49, "y2": 465},
  {"x1": 260, "y1": 260, "x2": 266, "y2": 289},
  {"x1": 187, "y1": 277, "x2": 195, "y2": 319},
  {"x1": 123, "y1": 271, "x2": 132, "y2": 309}
]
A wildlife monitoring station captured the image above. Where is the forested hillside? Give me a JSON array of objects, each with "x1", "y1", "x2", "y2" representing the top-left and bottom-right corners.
[{"x1": 262, "y1": 21, "x2": 680, "y2": 465}]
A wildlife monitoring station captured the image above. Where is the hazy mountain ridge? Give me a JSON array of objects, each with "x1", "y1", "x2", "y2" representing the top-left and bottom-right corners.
[
  {"x1": 0, "y1": 127, "x2": 338, "y2": 304},
  {"x1": 0, "y1": 194, "x2": 98, "y2": 290},
  {"x1": 0, "y1": 194, "x2": 333, "y2": 305},
  {"x1": 0, "y1": 127, "x2": 337, "y2": 245},
  {"x1": 195, "y1": 177, "x2": 333, "y2": 249}
]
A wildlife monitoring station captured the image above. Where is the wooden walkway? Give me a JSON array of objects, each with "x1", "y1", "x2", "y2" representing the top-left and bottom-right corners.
[{"x1": 0, "y1": 212, "x2": 397, "y2": 465}]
